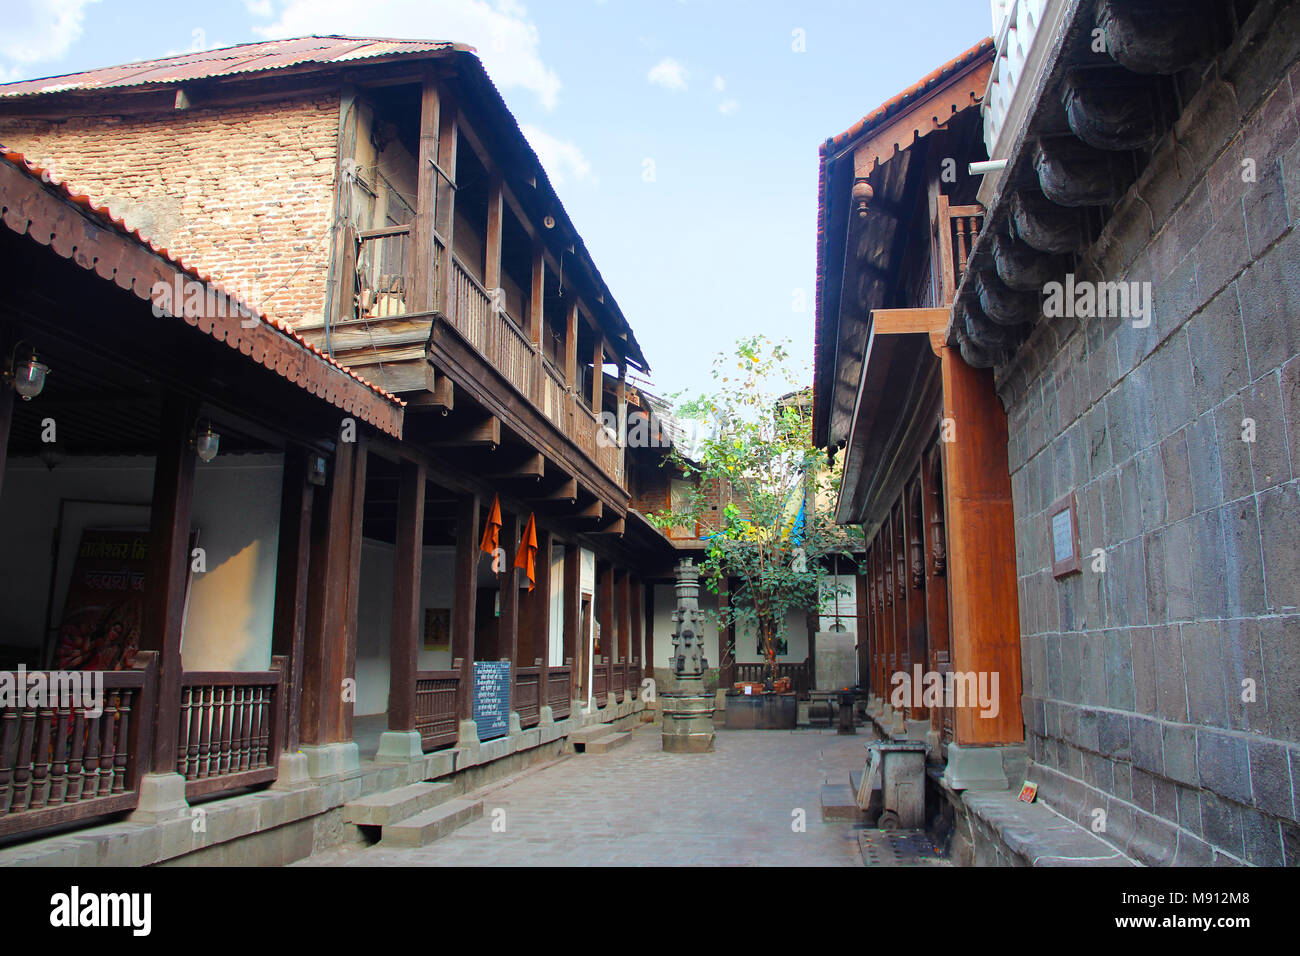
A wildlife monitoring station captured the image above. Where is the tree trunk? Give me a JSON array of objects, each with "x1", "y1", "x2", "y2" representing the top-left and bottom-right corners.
[{"x1": 760, "y1": 616, "x2": 776, "y2": 692}]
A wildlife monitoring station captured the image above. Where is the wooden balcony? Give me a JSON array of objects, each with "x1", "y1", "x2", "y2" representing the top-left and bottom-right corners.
[
  {"x1": 334, "y1": 230, "x2": 626, "y2": 498},
  {"x1": 176, "y1": 660, "x2": 285, "y2": 800}
]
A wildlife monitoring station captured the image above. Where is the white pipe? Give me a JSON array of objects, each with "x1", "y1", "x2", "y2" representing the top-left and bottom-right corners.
[{"x1": 969, "y1": 159, "x2": 1009, "y2": 175}]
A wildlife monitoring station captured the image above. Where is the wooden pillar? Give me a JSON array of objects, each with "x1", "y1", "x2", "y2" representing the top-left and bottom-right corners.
[
  {"x1": 302, "y1": 437, "x2": 366, "y2": 746},
  {"x1": 718, "y1": 576, "x2": 734, "y2": 688},
  {"x1": 562, "y1": 545, "x2": 581, "y2": 699},
  {"x1": 140, "y1": 397, "x2": 198, "y2": 772},
  {"x1": 564, "y1": 301, "x2": 579, "y2": 386},
  {"x1": 643, "y1": 579, "x2": 656, "y2": 679},
  {"x1": 485, "y1": 170, "x2": 504, "y2": 297},
  {"x1": 939, "y1": 345, "x2": 1023, "y2": 745},
  {"x1": 591, "y1": 340, "x2": 604, "y2": 416},
  {"x1": 452, "y1": 493, "x2": 480, "y2": 722},
  {"x1": 630, "y1": 577, "x2": 644, "y2": 686},
  {"x1": 615, "y1": 568, "x2": 630, "y2": 700},
  {"x1": 882, "y1": 515, "x2": 898, "y2": 707},
  {"x1": 388, "y1": 459, "x2": 425, "y2": 732},
  {"x1": 433, "y1": 87, "x2": 458, "y2": 315},
  {"x1": 272, "y1": 448, "x2": 315, "y2": 753},
  {"x1": 533, "y1": 527, "x2": 554, "y2": 694},
  {"x1": 529, "y1": 244, "x2": 545, "y2": 347},
  {"x1": 498, "y1": 512, "x2": 520, "y2": 714},
  {"x1": 856, "y1": 571, "x2": 869, "y2": 691},
  {"x1": 904, "y1": 480, "x2": 929, "y2": 721},
  {"x1": 598, "y1": 561, "x2": 614, "y2": 697},
  {"x1": 412, "y1": 74, "x2": 441, "y2": 314},
  {"x1": 922, "y1": 443, "x2": 952, "y2": 741}
]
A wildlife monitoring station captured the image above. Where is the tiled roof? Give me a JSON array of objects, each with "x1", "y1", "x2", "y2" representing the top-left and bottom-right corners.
[
  {"x1": 0, "y1": 36, "x2": 467, "y2": 98},
  {"x1": 0, "y1": 145, "x2": 405, "y2": 433}
]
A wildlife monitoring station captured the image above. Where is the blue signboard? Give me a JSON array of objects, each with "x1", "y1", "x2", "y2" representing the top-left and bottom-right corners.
[{"x1": 473, "y1": 660, "x2": 511, "y2": 741}]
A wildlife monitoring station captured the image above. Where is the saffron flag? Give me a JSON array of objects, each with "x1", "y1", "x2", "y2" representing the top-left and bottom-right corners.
[
  {"x1": 481, "y1": 494, "x2": 502, "y2": 556},
  {"x1": 514, "y1": 512, "x2": 538, "y2": 591}
]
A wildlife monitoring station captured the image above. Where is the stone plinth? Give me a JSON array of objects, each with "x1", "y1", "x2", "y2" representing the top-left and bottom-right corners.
[
  {"x1": 814, "y1": 630, "x2": 857, "y2": 691},
  {"x1": 723, "y1": 691, "x2": 797, "y2": 729},
  {"x1": 661, "y1": 677, "x2": 715, "y2": 753}
]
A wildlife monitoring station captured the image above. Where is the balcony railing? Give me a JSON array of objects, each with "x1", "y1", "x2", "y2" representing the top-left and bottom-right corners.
[
  {"x1": 437, "y1": 239, "x2": 624, "y2": 488},
  {"x1": 415, "y1": 669, "x2": 461, "y2": 751},
  {"x1": 357, "y1": 225, "x2": 412, "y2": 318},
  {"x1": 177, "y1": 659, "x2": 284, "y2": 799},
  {"x1": 0, "y1": 653, "x2": 156, "y2": 840},
  {"x1": 514, "y1": 666, "x2": 542, "y2": 729},
  {"x1": 593, "y1": 658, "x2": 608, "y2": 708},
  {"x1": 547, "y1": 663, "x2": 572, "y2": 720}
]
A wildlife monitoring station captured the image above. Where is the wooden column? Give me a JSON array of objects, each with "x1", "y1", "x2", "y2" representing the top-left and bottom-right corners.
[
  {"x1": 412, "y1": 74, "x2": 441, "y2": 314},
  {"x1": 615, "y1": 568, "x2": 630, "y2": 699},
  {"x1": 529, "y1": 244, "x2": 545, "y2": 347},
  {"x1": 921, "y1": 443, "x2": 952, "y2": 741},
  {"x1": 598, "y1": 561, "x2": 614, "y2": 698},
  {"x1": 498, "y1": 512, "x2": 520, "y2": 715},
  {"x1": 533, "y1": 527, "x2": 554, "y2": 694},
  {"x1": 452, "y1": 493, "x2": 481, "y2": 722},
  {"x1": 339, "y1": 442, "x2": 367, "y2": 744},
  {"x1": 433, "y1": 87, "x2": 458, "y2": 316},
  {"x1": 856, "y1": 571, "x2": 869, "y2": 691},
  {"x1": 302, "y1": 437, "x2": 366, "y2": 745},
  {"x1": 904, "y1": 481, "x2": 928, "y2": 720},
  {"x1": 718, "y1": 576, "x2": 734, "y2": 688},
  {"x1": 272, "y1": 448, "x2": 315, "y2": 753},
  {"x1": 630, "y1": 577, "x2": 644, "y2": 687},
  {"x1": 939, "y1": 345, "x2": 1023, "y2": 745},
  {"x1": 591, "y1": 340, "x2": 604, "y2": 416},
  {"x1": 388, "y1": 459, "x2": 425, "y2": 732},
  {"x1": 140, "y1": 397, "x2": 198, "y2": 773},
  {"x1": 881, "y1": 515, "x2": 898, "y2": 707},
  {"x1": 564, "y1": 301, "x2": 579, "y2": 386},
  {"x1": 485, "y1": 170, "x2": 504, "y2": 297},
  {"x1": 562, "y1": 545, "x2": 581, "y2": 699}
]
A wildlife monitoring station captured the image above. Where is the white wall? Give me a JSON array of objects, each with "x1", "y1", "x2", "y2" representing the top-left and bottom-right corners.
[
  {"x1": 354, "y1": 540, "x2": 457, "y2": 717},
  {"x1": 0, "y1": 453, "x2": 282, "y2": 671}
]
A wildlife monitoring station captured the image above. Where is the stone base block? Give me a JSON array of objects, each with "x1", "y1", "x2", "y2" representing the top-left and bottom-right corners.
[
  {"x1": 539, "y1": 705, "x2": 554, "y2": 726},
  {"x1": 300, "y1": 741, "x2": 360, "y2": 780},
  {"x1": 942, "y1": 742, "x2": 1011, "y2": 791},
  {"x1": 376, "y1": 730, "x2": 424, "y2": 762},
  {"x1": 127, "y1": 772, "x2": 190, "y2": 823},
  {"x1": 661, "y1": 731, "x2": 715, "y2": 753},
  {"x1": 271, "y1": 751, "x2": 311, "y2": 789}
]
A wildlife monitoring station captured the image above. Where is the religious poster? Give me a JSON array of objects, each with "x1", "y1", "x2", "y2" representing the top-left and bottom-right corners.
[
  {"x1": 423, "y1": 607, "x2": 451, "y2": 652},
  {"x1": 54, "y1": 529, "x2": 150, "y2": 671}
]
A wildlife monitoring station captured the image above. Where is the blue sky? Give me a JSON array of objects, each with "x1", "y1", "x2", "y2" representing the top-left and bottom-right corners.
[{"x1": 3, "y1": 0, "x2": 992, "y2": 399}]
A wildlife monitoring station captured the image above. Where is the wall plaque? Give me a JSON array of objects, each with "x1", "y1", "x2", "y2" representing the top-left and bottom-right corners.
[{"x1": 1049, "y1": 493, "x2": 1081, "y2": 578}]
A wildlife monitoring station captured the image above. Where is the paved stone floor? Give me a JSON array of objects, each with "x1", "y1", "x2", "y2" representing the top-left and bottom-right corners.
[{"x1": 299, "y1": 723, "x2": 890, "y2": 866}]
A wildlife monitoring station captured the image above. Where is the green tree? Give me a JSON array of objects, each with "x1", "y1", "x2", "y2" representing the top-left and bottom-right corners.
[{"x1": 648, "y1": 336, "x2": 861, "y2": 690}]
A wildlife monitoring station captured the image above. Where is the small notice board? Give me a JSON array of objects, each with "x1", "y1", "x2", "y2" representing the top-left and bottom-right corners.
[{"x1": 473, "y1": 660, "x2": 511, "y2": 741}]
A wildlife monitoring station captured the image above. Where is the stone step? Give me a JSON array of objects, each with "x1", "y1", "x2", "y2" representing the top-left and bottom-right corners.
[
  {"x1": 820, "y1": 783, "x2": 869, "y2": 823},
  {"x1": 343, "y1": 782, "x2": 455, "y2": 827},
  {"x1": 568, "y1": 724, "x2": 617, "y2": 746},
  {"x1": 380, "y1": 798, "x2": 484, "y2": 848},
  {"x1": 584, "y1": 731, "x2": 631, "y2": 754}
]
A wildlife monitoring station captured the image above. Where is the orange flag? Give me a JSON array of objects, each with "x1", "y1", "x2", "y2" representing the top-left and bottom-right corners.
[
  {"x1": 514, "y1": 512, "x2": 538, "y2": 591},
  {"x1": 480, "y1": 494, "x2": 502, "y2": 556}
]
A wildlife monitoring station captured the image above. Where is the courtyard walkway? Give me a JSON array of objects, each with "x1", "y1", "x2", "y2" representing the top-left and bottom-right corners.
[{"x1": 298, "y1": 723, "x2": 899, "y2": 866}]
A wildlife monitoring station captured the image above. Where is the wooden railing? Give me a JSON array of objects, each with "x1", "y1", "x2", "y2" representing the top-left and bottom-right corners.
[
  {"x1": 547, "y1": 663, "x2": 572, "y2": 720},
  {"x1": 593, "y1": 659, "x2": 608, "y2": 708},
  {"x1": 415, "y1": 669, "x2": 460, "y2": 751},
  {"x1": 627, "y1": 659, "x2": 641, "y2": 698},
  {"x1": 176, "y1": 658, "x2": 283, "y2": 799},
  {"x1": 611, "y1": 660, "x2": 626, "y2": 700},
  {"x1": 949, "y1": 205, "x2": 984, "y2": 282},
  {"x1": 514, "y1": 667, "x2": 542, "y2": 729},
  {"x1": 442, "y1": 251, "x2": 624, "y2": 489},
  {"x1": 734, "y1": 659, "x2": 813, "y2": 699},
  {"x1": 0, "y1": 653, "x2": 156, "y2": 840}
]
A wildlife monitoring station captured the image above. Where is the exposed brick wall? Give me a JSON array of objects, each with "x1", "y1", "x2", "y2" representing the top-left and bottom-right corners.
[
  {"x1": 995, "y1": 32, "x2": 1300, "y2": 866},
  {"x1": 0, "y1": 93, "x2": 340, "y2": 328}
]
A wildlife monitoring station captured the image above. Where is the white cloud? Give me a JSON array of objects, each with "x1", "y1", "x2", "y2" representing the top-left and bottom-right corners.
[
  {"x1": 1, "y1": 0, "x2": 99, "y2": 65},
  {"x1": 255, "y1": 0, "x2": 562, "y2": 110},
  {"x1": 647, "y1": 57, "x2": 688, "y2": 92},
  {"x1": 520, "y1": 124, "x2": 592, "y2": 186},
  {"x1": 718, "y1": 98, "x2": 738, "y2": 115},
  {"x1": 712, "y1": 74, "x2": 725, "y2": 92}
]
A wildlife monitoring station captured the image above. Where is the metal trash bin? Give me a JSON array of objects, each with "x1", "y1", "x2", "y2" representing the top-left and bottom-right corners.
[{"x1": 855, "y1": 741, "x2": 927, "y2": 829}]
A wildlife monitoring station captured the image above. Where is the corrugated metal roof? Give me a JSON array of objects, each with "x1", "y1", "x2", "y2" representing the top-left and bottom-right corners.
[{"x1": 0, "y1": 36, "x2": 468, "y2": 98}]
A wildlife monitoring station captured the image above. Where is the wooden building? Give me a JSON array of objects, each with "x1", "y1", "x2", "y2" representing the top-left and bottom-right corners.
[
  {"x1": 814, "y1": 38, "x2": 1027, "y2": 791},
  {"x1": 0, "y1": 37, "x2": 687, "y2": 858}
]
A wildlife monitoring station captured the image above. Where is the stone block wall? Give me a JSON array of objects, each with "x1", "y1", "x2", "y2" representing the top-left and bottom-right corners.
[
  {"x1": 0, "y1": 93, "x2": 340, "y2": 328},
  {"x1": 995, "y1": 20, "x2": 1300, "y2": 866}
]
